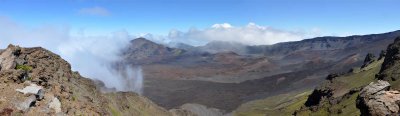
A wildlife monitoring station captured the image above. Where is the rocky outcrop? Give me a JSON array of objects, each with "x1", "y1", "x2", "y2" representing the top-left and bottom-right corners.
[
  {"x1": 378, "y1": 50, "x2": 386, "y2": 60},
  {"x1": 304, "y1": 84, "x2": 333, "y2": 107},
  {"x1": 356, "y1": 80, "x2": 400, "y2": 116},
  {"x1": 362, "y1": 53, "x2": 376, "y2": 68},
  {"x1": 0, "y1": 45, "x2": 19, "y2": 71},
  {"x1": 378, "y1": 37, "x2": 400, "y2": 82}
]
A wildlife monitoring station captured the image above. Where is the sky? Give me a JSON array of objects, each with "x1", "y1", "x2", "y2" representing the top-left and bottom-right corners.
[
  {"x1": 0, "y1": 0, "x2": 399, "y2": 43},
  {"x1": 0, "y1": 0, "x2": 399, "y2": 92}
]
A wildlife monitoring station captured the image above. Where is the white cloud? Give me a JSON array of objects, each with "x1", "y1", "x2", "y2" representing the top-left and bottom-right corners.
[
  {"x1": 78, "y1": 6, "x2": 111, "y2": 16},
  {"x1": 211, "y1": 23, "x2": 233, "y2": 29},
  {"x1": 0, "y1": 16, "x2": 143, "y2": 93},
  {"x1": 167, "y1": 23, "x2": 321, "y2": 45}
]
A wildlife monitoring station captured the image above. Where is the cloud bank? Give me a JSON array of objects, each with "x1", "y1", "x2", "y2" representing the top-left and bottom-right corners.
[
  {"x1": 167, "y1": 23, "x2": 321, "y2": 46},
  {"x1": 0, "y1": 16, "x2": 142, "y2": 93},
  {"x1": 79, "y1": 6, "x2": 111, "y2": 16}
]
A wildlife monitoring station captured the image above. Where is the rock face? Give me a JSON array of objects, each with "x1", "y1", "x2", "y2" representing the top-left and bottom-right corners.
[
  {"x1": 356, "y1": 80, "x2": 400, "y2": 116},
  {"x1": 0, "y1": 45, "x2": 19, "y2": 71},
  {"x1": 304, "y1": 84, "x2": 333, "y2": 107},
  {"x1": 0, "y1": 44, "x2": 173, "y2": 115},
  {"x1": 362, "y1": 53, "x2": 376, "y2": 68},
  {"x1": 378, "y1": 37, "x2": 400, "y2": 82}
]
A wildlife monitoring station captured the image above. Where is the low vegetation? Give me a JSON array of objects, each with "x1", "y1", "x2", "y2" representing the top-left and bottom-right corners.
[{"x1": 15, "y1": 64, "x2": 33, "y2": 71}]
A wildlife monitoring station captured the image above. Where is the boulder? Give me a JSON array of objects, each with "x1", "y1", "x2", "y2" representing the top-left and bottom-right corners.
[
  {"x1": 16, "y1": 83, "x2": 45, "y2": 100},
  {"x1": 16, "y1": 95, "x2": 36, "y2": 112},
  {"x1": 0, "y1": 45, "x2": 19, "y2": 71},
  {"x1": 356, "y1": 80, "x2": 400, "y2": 115},
  {"x1": 16, "y1": 84, "x2": 43, "y2": 95},
  {"x1": 48, "y1": 97, "x2": 62, "y2": 114}
]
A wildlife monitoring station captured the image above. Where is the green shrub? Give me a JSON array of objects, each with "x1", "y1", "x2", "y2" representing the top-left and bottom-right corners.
[
  {"x1": 16, "y1": 64, "x2": 33, "y2": 71},
  {"x1": 72, "y1": 95, "x2": 77, "y2": 101}
]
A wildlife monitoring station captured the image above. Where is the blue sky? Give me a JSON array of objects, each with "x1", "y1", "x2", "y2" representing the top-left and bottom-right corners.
[{"x1": 0, "y1": 0, "x2": 399, "y2": 39}]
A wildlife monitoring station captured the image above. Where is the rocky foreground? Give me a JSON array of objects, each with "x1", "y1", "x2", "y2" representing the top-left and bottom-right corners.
[{"x1": 0, "y1": 45, "x2": 198, "y2": 115}]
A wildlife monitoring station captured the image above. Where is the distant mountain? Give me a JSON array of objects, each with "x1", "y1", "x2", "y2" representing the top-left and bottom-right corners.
[
  {"x1": 121, "y1": 37, "x2": 185, "y2": 64},
  {"x1": 120, "y1": 30, "x2": 400, "y2": 113},
  {"x1": 196, "y1": 41, "x2": 248, "y2": 54},
  {"x1": 168, "y1": 42, "x2": 195, "y2": 50},
  {"x1": 248, "y1": 30, "x2": 400, "y2": 61}
]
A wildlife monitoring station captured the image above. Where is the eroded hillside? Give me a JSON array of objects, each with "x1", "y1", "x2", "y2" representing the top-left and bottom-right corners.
[{"x1": 236, "y1": 37, "x2": 400, "y2": 116}]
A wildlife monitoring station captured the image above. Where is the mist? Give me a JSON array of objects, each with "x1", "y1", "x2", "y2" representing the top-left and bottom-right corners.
[{"x1": 0, "y1": 16, "x2": 144, "y2": 94}]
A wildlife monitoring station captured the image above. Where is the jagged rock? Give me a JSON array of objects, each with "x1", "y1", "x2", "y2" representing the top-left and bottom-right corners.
[
  {"x1": 325, "y1": 73, "x2": 340, "y2": 81},
  {"x1": 379, "y1": 50, "x2": 386, "y2": 60},
  {"x1": 378, "y1": 37, "x2": 400, "y2": 82},
  {"x1": 364, "y1": 53, "x2": 376, "y2": 64},
  {"x1": 356, "y1": 80, "x2": 400, "y2": 116},
  {"x1": 362, "y1": 53, "x2": 376, "y2": 68},
  {"x1": 304, "y1": 84, "x2": 333, "y2": 107},
  {"x1": 0, "y1": 45, "x2": 19, "y2": 71}
]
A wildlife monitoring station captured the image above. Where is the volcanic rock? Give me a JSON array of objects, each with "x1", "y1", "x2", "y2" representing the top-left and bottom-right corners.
[
  {"x1": 0, "y1": 45, "x2": 19, "y2": 71},
  {"x1": 16, "y1": 95, "x2": 37, "y2": 112},
  {"x1": 378, "y1": 37, "x2": 400, "y2": 82},
  {"x1": 356, "y1": 80, "x2": 400, "y2": 116},
  {"x1": 362, "y1": 53, "x2": 376, "y2": 68}
]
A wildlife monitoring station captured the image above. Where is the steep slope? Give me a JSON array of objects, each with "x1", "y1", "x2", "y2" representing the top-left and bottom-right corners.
[
  {"x1": 257, "y1": 36, "x2": 400, "y2": 116},
  {"x1": 0, "y1": 45, "x2": 173, "y2": 115},
  {"x1": 232, "y1": 53, "x2": 384, "y2": 116}
]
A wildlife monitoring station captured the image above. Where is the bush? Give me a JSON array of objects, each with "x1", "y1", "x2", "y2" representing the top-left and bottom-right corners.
[{"x1": 16, "y1": 64, "x2": 33, "y2": 71}]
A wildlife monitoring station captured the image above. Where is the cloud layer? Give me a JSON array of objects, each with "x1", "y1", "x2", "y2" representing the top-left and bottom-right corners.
[
  {"x1": 0, "y1": 16, "x2": 141, "y2": 93},
  {"x1": 167, "y1": 23, "x2": 320, "y2": 46},
  {"x1": 79, "y1": 6, "x2": 111, "y2": 16}
]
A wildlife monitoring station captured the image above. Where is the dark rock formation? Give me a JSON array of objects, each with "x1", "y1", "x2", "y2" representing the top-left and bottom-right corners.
[
  {"x1": 304, "y1": 84, "x2": 333, "y2": 107},
  {"x1": 356, "y1": 81, "x2": 400, "y2": 116},
  {"x1": 378, "y1": 37, "x2": 400, "y2": 82},
  {"x1": 378, "y1": 50, "x2": 386, "y2": 60},
  {"x1": 362, "y1": 53, "x2": 376, "y2": 67},
  {"x1": 325, "y1": 73, "x2": 340, "y2": 81}
]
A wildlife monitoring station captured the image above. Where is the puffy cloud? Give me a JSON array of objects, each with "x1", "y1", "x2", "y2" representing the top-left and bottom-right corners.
[
  {"x1": 78, "y1": 6, "x2": 111, "y2": 16},
  {"x1": 167, "y1": 22, "x2": 321, "y2": 45}
]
